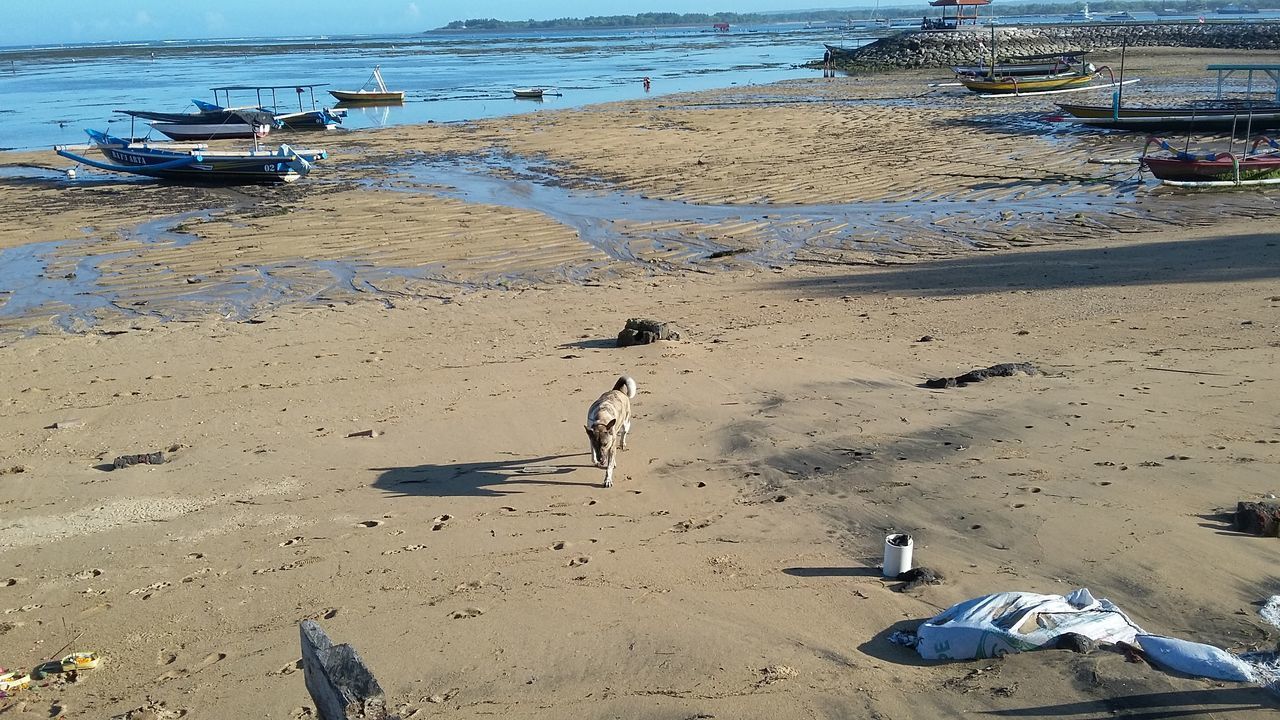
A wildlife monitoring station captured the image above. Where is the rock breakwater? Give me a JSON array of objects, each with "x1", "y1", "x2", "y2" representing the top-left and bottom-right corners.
[{"x1": 836, "y1": 22, "x2": 1280, "y2": 69}]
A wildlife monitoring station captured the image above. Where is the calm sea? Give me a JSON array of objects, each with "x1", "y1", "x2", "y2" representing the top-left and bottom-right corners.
[{"x1": 0, "y1": 24, "x2": 875, "y2": 151}]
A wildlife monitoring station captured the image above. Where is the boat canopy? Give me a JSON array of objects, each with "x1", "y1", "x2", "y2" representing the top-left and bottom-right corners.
[
  {"x1": 928, "y1": 0, "x2": 990, "y2": 25},
  {"x1": 1208, "y1": 64, "x2": 1280, "y2": 103}
]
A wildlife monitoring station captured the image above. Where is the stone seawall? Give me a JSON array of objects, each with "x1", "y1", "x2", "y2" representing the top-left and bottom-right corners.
[{"x1": 836, "y1": 22, "x2": 1280, "y2": 69}]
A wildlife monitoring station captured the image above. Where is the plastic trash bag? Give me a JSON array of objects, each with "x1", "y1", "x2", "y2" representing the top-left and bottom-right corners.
[
  {"x1": 1137, "y1": 634, "x2": 1256, "y2": 682},
  {"x1": 915, "y1": 588, "x2": 1144, "y2": 660}
]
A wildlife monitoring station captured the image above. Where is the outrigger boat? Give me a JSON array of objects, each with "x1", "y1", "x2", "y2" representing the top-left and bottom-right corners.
[
  {"x1": 513, "y1": 87, "x2": 546, "y2": 99},
  {"x1": 1141, "y1": 134, "x2": 1280, "y2": 187},
  {"x1": 958, "y1": 70, "x2": 1097, "y2": 94},
  {"x1": 1052, "y1": 102, "x2": 1280, "y2": 131},
  {"x1": 206, "y1": 84, "x2": 344, "y2": 130},
  {"x1": 1051, "y1": 64, "x2": 1280, "y2": 131},
  {"x1": 329, "y1": 66, "x2": 404, "y2": 104},
  {"x1": 116, "y1": 105, "x2": 276, "y2": 141},
  {"x1": 952, "y1": 52, "x2": 1088, "y2": 78},
  {"x1": 55, "y1": 130, "x2": 326, "y2": 184},
  {"x1": 957, "y1": 26, "x2": 1126, "y2": 97}
]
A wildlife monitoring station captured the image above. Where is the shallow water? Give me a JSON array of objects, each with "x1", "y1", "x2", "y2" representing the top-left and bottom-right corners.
[{"x1": 0, "y1": 25, "x2": 873, "y2": 151}]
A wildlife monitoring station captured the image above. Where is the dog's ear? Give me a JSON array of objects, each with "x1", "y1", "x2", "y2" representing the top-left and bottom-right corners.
[
  {"x1": 584, "y1": 424, "x2": 592, "y2": 436},
  {"x1": 606, "y1": 419, "x2": 617, "y2": 431}
]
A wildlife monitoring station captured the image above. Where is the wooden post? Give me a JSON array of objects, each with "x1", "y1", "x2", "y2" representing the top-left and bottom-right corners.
[{"x1": 299, "y1": 620, "x2": 389, "y2": 720}]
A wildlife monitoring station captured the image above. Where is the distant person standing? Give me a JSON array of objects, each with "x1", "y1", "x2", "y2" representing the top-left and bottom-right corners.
[
  {"x1": 822, "y1": 48, "x2": 833, "y2": 77},
  {"x1": 643, "y1": 76, "x2": 651, "y2": 92}
]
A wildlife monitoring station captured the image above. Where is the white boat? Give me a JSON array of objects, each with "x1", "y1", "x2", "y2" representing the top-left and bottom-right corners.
[
  {"x1": 329, "y1": 66, "x2": 405, "y2": 104},
  {"x1": 513, "y1": 87, "x2": 545, "y2": 99},
  {"x1": 1106, "y1": 11, "x2": 1137, "y2": 20},
  {"x1": 1063, "y1": 2, "x2": 1094, "y2": 20}
]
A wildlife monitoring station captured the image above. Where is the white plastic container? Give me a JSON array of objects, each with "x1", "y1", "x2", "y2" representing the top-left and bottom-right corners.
[{"x1": 883, "y1": 533, "x2": 914, "y2": 578}]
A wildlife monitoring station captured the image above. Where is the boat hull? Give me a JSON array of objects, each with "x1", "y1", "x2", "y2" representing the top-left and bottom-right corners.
[
  {"x1": 512, "y1": 88, "x2": 544, "y2": 99},
  {"x1": 151, "y1": 122, "x2": 272, "y2": 141},
  {"x1": 1057, "y1": 102, "x2": 1280, "y2": 119},
  {"x1": 57, "y1": 131, "x2": 326, "y2": 184},
  {"x1": 275, "y1": 109, "x2": 342, "y2": 130},
  {"x1": 953, "y1": 61, "x2": 1077, "y2": 77},
  {"x1": 961, "y1": 73, "x2": 1094, "y2": 94},
  {"x1": 1142, "y1": 153, "x2": 1280, "y2": 186},
  {"x1": 328, "y1": 90, "x2": 404, "y2": 104}
]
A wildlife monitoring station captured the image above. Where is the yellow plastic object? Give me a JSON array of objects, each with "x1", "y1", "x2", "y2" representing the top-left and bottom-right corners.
[
  {"x1": 60, "y1": 652, "x2": 100, "y2": 672},
  {"x1": 0, "y1": 671, "x2": 31, "y2": 692}
]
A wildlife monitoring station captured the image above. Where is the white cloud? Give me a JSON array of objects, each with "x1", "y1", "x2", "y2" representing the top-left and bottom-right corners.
[
  {"x1": 134, "y1": 11, "x2": 154, "y2": 26},
  {"x1": 407, "y1": 2, "x2": 421, "y2": 17}
]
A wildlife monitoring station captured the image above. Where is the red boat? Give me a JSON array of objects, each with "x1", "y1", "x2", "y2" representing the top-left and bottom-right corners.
[{"x1": 1140, "y1": 135, "x2": 1280, "y2": 187}]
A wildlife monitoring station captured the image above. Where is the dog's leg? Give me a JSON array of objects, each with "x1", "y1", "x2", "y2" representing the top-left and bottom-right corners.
[
  {"x1": 620, "y1": 419, "x2": 631, "y2": 450},
  {"x1": 591, "y1": 443, "x2": 600, "y2": 466},
  {"x1": 603, "y1": 456, "x2": 615, "y2": 488}
]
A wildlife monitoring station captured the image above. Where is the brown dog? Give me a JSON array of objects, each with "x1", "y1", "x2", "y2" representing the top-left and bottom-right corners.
[{"x1": 585, "y1": 376, "x2": 637, "y2": 488}]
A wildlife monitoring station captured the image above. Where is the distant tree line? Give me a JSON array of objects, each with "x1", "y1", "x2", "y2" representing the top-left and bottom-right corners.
[{"x1": 440, "y1": 0, "x2": 1241, "y2": 30}]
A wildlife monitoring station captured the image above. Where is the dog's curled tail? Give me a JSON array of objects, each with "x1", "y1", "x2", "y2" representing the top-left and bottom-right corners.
[{"x1": 614, "y1": 376, "x2": 637, "y2": 398}]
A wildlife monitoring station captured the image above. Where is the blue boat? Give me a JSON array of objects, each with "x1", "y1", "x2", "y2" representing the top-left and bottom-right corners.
[{"x1": 55, "y1": 130, "x2": 327, "y2": 184}]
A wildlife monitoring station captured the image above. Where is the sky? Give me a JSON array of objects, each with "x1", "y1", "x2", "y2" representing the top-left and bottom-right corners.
[{"x1": 2, "y1": 1, "x2": 864, "y2": 46}]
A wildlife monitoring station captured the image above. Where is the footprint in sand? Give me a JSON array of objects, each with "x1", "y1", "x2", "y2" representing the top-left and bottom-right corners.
[
  {"x1": 289, "y1": 707, "x2": 316, "y2": 720},
  {"x1": 568, "y1": 556, "x2": 590, "y2": 567},
  {"x1": 280, "y1": 536, "x2": 304, "y2": 547},
  {"x1": 128, "y1": 581, "x2": 171, "y2": 600},
  {"x1": 381, "y1": 544, "x2": 427, "y2": 556},
  {"x1": 355, "y1": 520, "x2": 383, "y2": 529},
  {"x1": 432, "y1": 515, "x2": 453, "y2": 531},
  {"x1": 670, "y1": 515, "x2": 721, "y2": 533},
  {"x1": 3, "y1": 577, "x2": 24, "y2": 587},
  {"x1": 157, "y1": 651, "x2": 227, "y2": 682},
  {"x1": 450, "y1": 607, "x2": 484, "y2": 620},
  {"x1": 72, "y1": 568, "x2": 103, "y2": 580},
  {"x1": 113, "y1": 700, "x2": 188, "y2": 719},
  {"x1": 271, "y1": 659, "x2": 303, "y2": 677},
  {"x1": 185, "y1": 553, "x2": 204, "y2": 560}
]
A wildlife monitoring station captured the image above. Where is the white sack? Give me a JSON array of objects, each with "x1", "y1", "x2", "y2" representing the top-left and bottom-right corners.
[{"x1": 916, "y1": 588, "x2": 1144, "y2": 661}]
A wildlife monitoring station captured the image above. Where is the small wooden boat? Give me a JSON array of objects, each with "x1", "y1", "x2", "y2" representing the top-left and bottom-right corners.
[
  {"x1": 953, "y1": 53, "x2": 1086, "y2": 78},
  {"x1": 329, "y1": 66, "x2": 404, "y2": 104},
  {"x1": 206, "y1": 85, "x2": 344, "y2": 130},
  {"x1": 1054, "y1": 102, "x2": 1280, "y2": 131},
  {"x1": 55, "y1": 130, "x2": 326, "y2": 184},
  {"x1": 959, "y1": 71, "x2": 1096, "y2": 95},
  {"x1": 117, "y1": 106, "x2": 276, "y2": 141},
  {"x1": 1141, "y1": 135, "x2": 1280, "y2": 187},
  {"x1": 513, "y1": 87, "x2": 545, "y2": 99}
]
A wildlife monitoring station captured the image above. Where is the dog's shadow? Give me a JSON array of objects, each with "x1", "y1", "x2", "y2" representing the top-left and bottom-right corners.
[{"x1": 371, "y1": 453, "x2": 600, "y2": 497}]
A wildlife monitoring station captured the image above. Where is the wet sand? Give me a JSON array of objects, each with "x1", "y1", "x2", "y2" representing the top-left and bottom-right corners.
[{"x1": 1, "y1": 48, "x2": 1279, "y2": 719}]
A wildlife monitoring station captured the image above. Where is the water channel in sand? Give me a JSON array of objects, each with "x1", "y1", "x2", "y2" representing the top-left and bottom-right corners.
[{"x1": 0, "y1": 148, "x2": 1264, "y2": 333}]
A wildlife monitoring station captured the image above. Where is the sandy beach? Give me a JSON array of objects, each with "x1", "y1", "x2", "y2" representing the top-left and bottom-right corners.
[{"x1": 1, "y1": 48, "x2": 1279, "y2": 719}]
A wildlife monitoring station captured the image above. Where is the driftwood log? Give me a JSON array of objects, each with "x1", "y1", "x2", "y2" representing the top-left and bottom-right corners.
[
  {"x1": 617, "y1": 318, "x2": 683, "y2": 347},
  {"x1": 924, "y1": 362, "x2": 1040, "y2": 389},
  {"x1": 300, "y1": 620, "x2": 388, "y2": 720}
]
